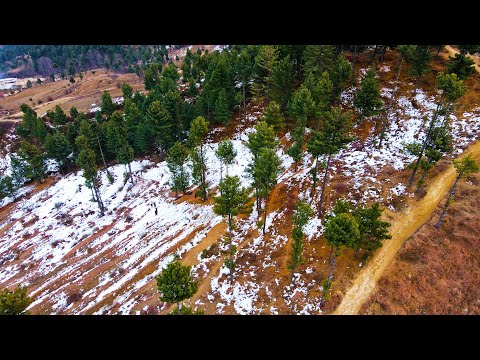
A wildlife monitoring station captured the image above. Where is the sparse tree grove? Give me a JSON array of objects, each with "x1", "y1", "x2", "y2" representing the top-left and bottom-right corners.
[{"x1": 3, "y1": 44, "x2": 477, "y2": 315}]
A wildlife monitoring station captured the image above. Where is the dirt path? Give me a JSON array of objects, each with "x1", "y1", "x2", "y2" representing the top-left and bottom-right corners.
[{"x1": 334, "y1": 141, "x2": 480, "y2": 315}]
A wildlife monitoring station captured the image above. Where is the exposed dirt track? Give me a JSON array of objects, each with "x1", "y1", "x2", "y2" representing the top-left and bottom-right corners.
[{"x1": 334, "y1": 141, "x2": 480, "y2": 315}]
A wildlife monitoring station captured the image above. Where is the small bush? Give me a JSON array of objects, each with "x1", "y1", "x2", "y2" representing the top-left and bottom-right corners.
[{"x1": 66, "y1": 291, "x2": 82, "y2": 305}]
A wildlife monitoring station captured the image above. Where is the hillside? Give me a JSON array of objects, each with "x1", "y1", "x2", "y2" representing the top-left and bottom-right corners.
[{"x1": 0, "y1": 45, "x2": 479, "y2": 314}]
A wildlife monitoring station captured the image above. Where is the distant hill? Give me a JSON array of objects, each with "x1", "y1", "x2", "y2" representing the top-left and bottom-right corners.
[{"x1": 0, "y1": 45, "x2": 173, "y2": 77}]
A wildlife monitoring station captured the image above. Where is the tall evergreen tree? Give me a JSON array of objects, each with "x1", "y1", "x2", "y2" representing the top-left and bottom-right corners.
[
  {"x1": 236, "y1": 49, "x2": 253, "y2": 119},
  {"x1": 408, "y1": 72, "x2": 466, "y2": 187},
  {"x1": 214, "y1": 175, "x2": 251, "y2": 282},
  {"x1": 146, "y1": 101, "x2": 173, "y2": 153},
  {"x1": 287, "y1": 85, "x2": 315, "y2": 171},
  {"x1": 304, "y1": 71, "x2": 333, "y2": 130},
  {"x1": 415, "y1": 125, "x2": 453, "y2": 193},
  {"x1": 167, "y1": 142, "x2": 190, "y2": 197},
  {"x1": 404, "y1": 45, "x2": 433, "y2": 96},
  {"x1": 434, "y1": 154, "x2": 479, "y2": 229},
  {"x1": 302, "y1": 45, "x2": 335, "y2": 79},
  {"x1": 331, "y1": 53, "x2": 352, "y2": 101},
  {"x1": 101, "y1": 91, "x2": 115, "y2": 117},
  {"x1": 246, "y1": 121, "x2": 277, "y2": 216},
  {"x1": 354, "y1": 67, "x2": 383, "y2": 121},
  {"x1": 188, "y1": 116, "x2": 209, "y2": 201},
  {"x1": 18, "y1": 141, "x2": 46, "y2": 182},
  {"x1": 446, "y1": 52, "x2": 476, "y2": 80},
  {"x1": 307, "y1": 107, "x2": 354, "y2": 218},
  {"x1": 321, "y1": 208, "x2": 360, "y2": 308},
  {"x1": 250, "y1": 148, "x2": 283, "y2": 235},
  {"x1": 288, "y1": 201, "x2": 313, "y2": 285},
  {"x1": 271, "y1": 55, "x2": 294, "y2": 111},
  {"x1": 216, "y1": 139, "x2": 237, "y2": 183},
  {"x1": 252, "y1": 45, "x2": 278, "y2": 104},
  {"x1": 378, "y1": 45, "x2": 416, "y2": 149},
  {"x1": 352, "y1": 202, "x2": 391, "y2": 260},
  {"x1": 156, "y1": 260, "x2": 198, "y2": 315},
  {"x1": 213, "y1": 88, "x2": 231, "y2": 124},
  {"x1": 44, "y1": 131, "x2": 71, "y2": 173},
  {"x1": 262, "y1": 101, "x2": 285, "y2": 134},
  {"x1": 75, "y1": 135, "x2": 105, "y2": 216}
]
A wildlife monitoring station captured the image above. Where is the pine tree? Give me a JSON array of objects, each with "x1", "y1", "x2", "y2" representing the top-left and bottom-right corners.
[
  {"x1": 75, "y1": 135, "x2": 105, "y2": 216},
  {"x1": 146, "y1": 101, "x2": 173, "y2": 153},
  {"x1": 0, "y1": 285, "x2": 33, "y2": 315},
  {"x1": 18, "y1": 141, "x2": 46, "y2": 182},
  {"x1": 52, "y1": 105, "x2": 67, "y2": 125},
  {"x1": 101, "y1": 91, "x2": 115, "y2": 117},
  {"x1": 144, "y1": 63, "x2": 161, "y2": 90},
  {"x1": 287, "y1": 85, "x2": 315, "y2": 170},
  {"x1": 304, "y1": 71, "x2": 333, "y2": 130},
  {"x1": 214, "y1": 175, "x2": 251, "y2": 282},
  {"x1": 213, "y1": 88, "x2": 231, "y2": 124},
  {"x1": 262, "y1": 101, "x2": 285, "y2": 134},
  {"x1": 70, "y1": 106, "x2": 79, "y2": 119},
  {"x1": 216, "y1": 139, "x2": 237, "y2": 183},
  {"x1": 415, "y1": 125, "x2": 453, "y2": 194},
  {"x1": 156, "y1": 260, "x2": 198, "y2": 315},
  {"x1": 321, "y1": 209, "x2": 360, "y2": 308},
  {"x1": 434, "y1": 154, "x2": 479, "y2": 229},
  {"x1": 378, "y1": 45, "x2": 416, "y2": 149},
  {"x1": 408, "y1": 72, "x2": 466, "y2": 187},
  {"x1": 121, "y1": 83, "x2": 133, "y2": 99},
  {"x1": 252, "y1": 45, "x2": 278, "y2": 104},
  {"x1": 288, "y1": 201, "x2": 313, "y2": 285},
  {"x1": 188, "y1": 116, "x2": 209, "y2": 201},
  {"x1": 352, "y1": 203, "x2": 391, "y2": 260},
  {"x1": 354, "y1": 67, "x2": 383, "y2": 121},
  {"x1": 331, "y1": 53, "x2": 352, "y2": 101},
  {"x1": 404, "y1": 45, "x2": 433, "y2": 96},
  {"x1": 302, "y1": 45, "x2": 335, "y2": 78},
  {"x1": 44, "y1": 130, "x2": 71, "y2": 173},
  {"x1": 253, "y1": 148, "x2": 283, "y2": 235},
  {"x1": 124, "y1": 99, "x2": 144, "y2": 153},
  {"x1": 307, "y1": 107, "x2": 354, "y2": 218},
  {"x1": 246, "y1": 121, "x2": 277, "y2": 216},
  {"x1": 271, "y1": 55, "x2": 294, "y2": 111},
  {"x1": 167, "y1": 142, "x2": 190, "y2": 197},
  {"x1": 162, "y1": 89, "x2": 186, "y2": 141},
  {"x1": 237, "y1": 49, "x2": 253, "y2": 119},
  {"x1": 0, "y1": 176, "x2": 14, "y2": 200}
]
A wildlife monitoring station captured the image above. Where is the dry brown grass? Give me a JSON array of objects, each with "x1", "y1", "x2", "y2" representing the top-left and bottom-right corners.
[{"x1": 360, "y1": 171, "x2": 480, "y2": 314}]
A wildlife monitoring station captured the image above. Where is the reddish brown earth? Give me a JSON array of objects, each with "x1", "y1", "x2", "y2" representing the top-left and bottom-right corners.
[{"x1": 360, "y1": 169, "x2": 480, "y2": 315}]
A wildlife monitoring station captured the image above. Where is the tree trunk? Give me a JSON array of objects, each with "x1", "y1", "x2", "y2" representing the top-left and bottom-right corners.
[
  {"x1": 228, "y1": 214, "x2": 234, "y2": 283},
  {"x1": 351, "y1": 45, "x2": 357, "y2": 86},
  {"x1": 311, "y1": 155, "x2": 319, "y2": 197},
  {"x1": 408, "y1": 103, "x2": 442, "y2": 187},
  {"x1": 90, "y1": 186, "x2": 97, "y2": 202},
  {"x1": 318, "y1": 154, "x2": 332, "y2": 219},
  {"x1": 177, "y1": 302, "x2": 180, "y2": 315},
  {"x1": 263, "y1": 194, "x2": 269, "y2": 235},
  {"x1": 219, "y1": 161, "x2": 223, "y2": 185},
  {"x1": 415, "y1": 167, "x2": 429, "y2": 194},
  {"x1": 320, "y1": 247, "x2": 337, "y2": 308},
  {"x1": 378, "y1": 58, "x2": 403, "y2": 149},
  {"x1": 243, "y1": 82, "x2": 246, "y2": 122},
  {"x1": 128, "y1": 162, "x2": 134, "y2": 185},
  {"x1": 290, "y1": 266, "x2": 296, "y2": 286},
  {"x1": 97, "y1": 134, "x2": 111, "y2": 181},
  {"x1": 200, "y1": 143, "x2": 207, "y2": 200},
  {"x1": 413, "y1": 75, "x2": 420, "y2": 97},
  {"x1": 434, "y1": 174, "x2": 461, "y2": 229},
  {"x1": 371, "y1": 45, "x2": 378, "y2": 62},
  {"x1": 327, "y1": 245, "x2": 334, "y2": 264},
  {"x1": 93, "y1": 183, "x2": 105, "y2": 216},
  {"x1": 255, "y1": 184, "x2": 261, "y2": 219},
  {"x1": 380, "y1": 45, "x2": 387, "y2": 62}
]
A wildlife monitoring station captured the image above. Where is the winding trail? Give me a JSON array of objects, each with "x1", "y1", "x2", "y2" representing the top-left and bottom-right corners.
[{"x1": 334, "y1": 141, "x2": 480, "y2": 315}]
